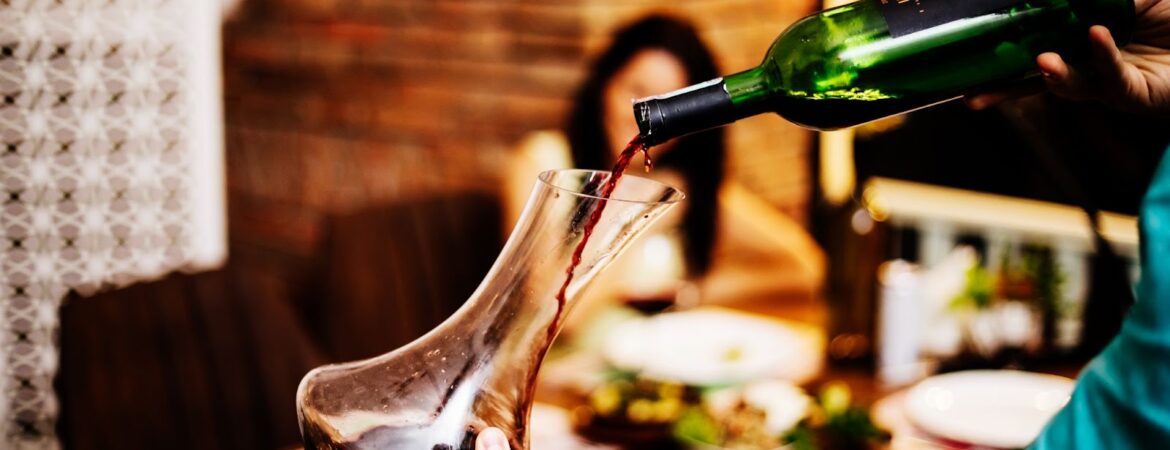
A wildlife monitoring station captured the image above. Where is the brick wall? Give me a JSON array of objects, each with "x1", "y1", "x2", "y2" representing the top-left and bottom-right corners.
[{"x1": 223, "y1": 0, "x2": 817, "y2": 255}]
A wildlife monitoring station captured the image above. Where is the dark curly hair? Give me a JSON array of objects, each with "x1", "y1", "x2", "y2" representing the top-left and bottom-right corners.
[{"x1": 565, "y1": 15, "x2": 726, "y2": 276}]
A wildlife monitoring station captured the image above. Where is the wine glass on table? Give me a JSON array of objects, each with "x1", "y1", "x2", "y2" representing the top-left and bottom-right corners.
[{"x1": 619, "y1": 232, "x2": 692, "y2": 315}]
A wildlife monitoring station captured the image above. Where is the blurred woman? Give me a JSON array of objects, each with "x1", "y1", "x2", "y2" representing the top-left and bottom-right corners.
[{"x1": 503, "y1": 15, "x2": 825, "y2": 330}]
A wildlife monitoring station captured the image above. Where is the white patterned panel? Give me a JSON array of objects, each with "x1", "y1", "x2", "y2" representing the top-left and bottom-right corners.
[{"x1": 0, "y1": 1, "x2": 225, "y2": 448}]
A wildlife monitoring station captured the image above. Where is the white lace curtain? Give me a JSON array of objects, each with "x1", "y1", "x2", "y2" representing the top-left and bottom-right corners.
[{"x1": 0, "y1": 1, "x2": 225, "y2": 448}]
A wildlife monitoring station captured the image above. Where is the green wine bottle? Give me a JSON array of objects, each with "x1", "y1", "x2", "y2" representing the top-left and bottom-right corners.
[{"x1": 634, "y1": 0, "x2": 1134, "y2": 145}]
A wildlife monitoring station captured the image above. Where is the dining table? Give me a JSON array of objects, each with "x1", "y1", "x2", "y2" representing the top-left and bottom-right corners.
[{"x1": 531, "y1": 290, "x2": 1087, "y2": 450}]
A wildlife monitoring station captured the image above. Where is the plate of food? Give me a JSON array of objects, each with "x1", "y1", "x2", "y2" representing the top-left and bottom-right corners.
[{"x1": 673, "y1": 381, "x2": 888, "y2": 450}]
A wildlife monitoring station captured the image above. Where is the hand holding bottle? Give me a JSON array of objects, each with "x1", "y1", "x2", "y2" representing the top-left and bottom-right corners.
[
  {"x1": 475, "y1": 428, "x2": 510, "y2": 450},
  {"x1": 967, "y1": 0, "x2": 1170, "y2": 112}
]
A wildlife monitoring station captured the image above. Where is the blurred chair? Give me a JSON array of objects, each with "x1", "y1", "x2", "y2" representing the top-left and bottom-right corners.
[
  {"x1": 301, "y1": 192, "x2": 503, "y2": 362},
  {"x1": 57, "y1": 192, "x2": 503, "y2": 449},
  {"x1": 58, "y1": 265, "x2": 322, "y2": 450}
]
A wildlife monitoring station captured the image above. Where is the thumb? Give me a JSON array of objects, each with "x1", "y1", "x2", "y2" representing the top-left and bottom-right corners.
[
  {"x1": 1037, "y1": 52, "x2": 1095, "y2": 101},
  {"x1": 1088, "y1": 26, "x2": 1128, "y2": 85},
  {"x1": 1086, "y1": 25, "x2": 1144, "y2": 107},
  {"x1": 476, "y1": 428, "x2": 510, "y2": 450},
  {"x1": 1038, "y1": 26, "x2": 1139, "y2": 106}
]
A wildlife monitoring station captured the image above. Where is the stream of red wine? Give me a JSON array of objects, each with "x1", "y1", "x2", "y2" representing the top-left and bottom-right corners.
[
  {"x1": 549, "y1": 135, "x2": 652, "y2": 341},
  {"x1": 513, "y1": 136, "x2": 653, "y2": 440}
]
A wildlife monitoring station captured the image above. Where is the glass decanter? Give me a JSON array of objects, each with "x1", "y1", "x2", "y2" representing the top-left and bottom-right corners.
[{"x1": 297, "y1": 169, "x2": 683, "y2": 449}]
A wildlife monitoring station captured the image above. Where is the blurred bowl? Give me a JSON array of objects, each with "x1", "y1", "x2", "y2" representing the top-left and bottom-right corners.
[{"x1": 601, "y1": 307, "x2": 821, "y2": 386}]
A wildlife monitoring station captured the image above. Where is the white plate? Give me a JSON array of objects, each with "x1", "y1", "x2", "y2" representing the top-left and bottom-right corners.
[
  {"x1": 904, "y1": 370, "x2": 1074, "y2": 449},
  {"x1": 601, "y1": 308, "x2": 820, "y2": 386}
]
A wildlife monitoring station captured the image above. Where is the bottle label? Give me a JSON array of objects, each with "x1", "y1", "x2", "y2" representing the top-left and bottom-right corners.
[{"x1": 877, "y1": 0, "x2": 1021, "y2": 37}]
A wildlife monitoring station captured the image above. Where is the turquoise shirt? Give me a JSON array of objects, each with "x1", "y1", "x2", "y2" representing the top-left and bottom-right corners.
[{"x1": 1031, "y1": 150, "x2": 1170, "y2": 449}]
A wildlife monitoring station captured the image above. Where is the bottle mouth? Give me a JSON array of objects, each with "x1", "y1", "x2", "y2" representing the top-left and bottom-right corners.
[
  {"x1": 632, "y1": 78, "x2": 733, "y2": 147},
  {"x1": 538, "y1": 169, "x2": 685, "y2": 205},
  {"x1": 634, "y1": 100, "x2": 667, "y2": 147}
]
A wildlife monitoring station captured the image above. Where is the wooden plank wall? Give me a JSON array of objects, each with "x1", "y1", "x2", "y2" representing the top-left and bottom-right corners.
[{"x1": 223, "y1": 0, "x2": 818, "y2": 256}]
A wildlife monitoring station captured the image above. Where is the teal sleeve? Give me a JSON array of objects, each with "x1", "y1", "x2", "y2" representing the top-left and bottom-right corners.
[{"x1": 1030, "y1": 149, "x2": 1170, "y2": 449}]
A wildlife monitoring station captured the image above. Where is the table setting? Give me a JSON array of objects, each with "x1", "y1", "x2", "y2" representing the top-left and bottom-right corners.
[{"x1": 528, "y1": 294, "x2": 1079, "y2": 450}]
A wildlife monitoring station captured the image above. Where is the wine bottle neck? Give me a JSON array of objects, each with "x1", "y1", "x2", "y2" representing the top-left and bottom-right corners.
[
  {"x1": 633, "y1": 67, "x2": 773, "y2": 146},
  {"x1": 724, "y1": 66, "x2": 773, "y2": 106}
]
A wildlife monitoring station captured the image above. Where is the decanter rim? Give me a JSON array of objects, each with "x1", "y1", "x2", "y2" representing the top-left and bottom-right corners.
[{"x1": 537, "y1": 169, "x2": 686, "y2": 205}]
